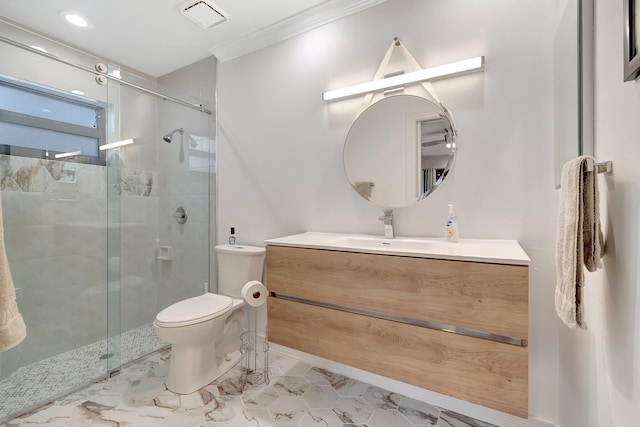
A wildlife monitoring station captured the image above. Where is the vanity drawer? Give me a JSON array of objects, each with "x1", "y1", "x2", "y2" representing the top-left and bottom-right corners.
[
  {"x1": 268, "y1": 297, "x2": 528, "y2": 418},
  {"x1": 266, "y1": 245, "x2": 528, "y2": 341}
]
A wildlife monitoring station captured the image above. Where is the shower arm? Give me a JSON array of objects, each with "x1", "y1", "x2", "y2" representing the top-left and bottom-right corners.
[{"x1": 163, "y1": 128, "x2": 184, "y2": 143}]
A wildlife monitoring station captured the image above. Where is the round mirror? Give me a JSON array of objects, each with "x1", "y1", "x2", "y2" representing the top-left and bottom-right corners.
[{"x1": 343, "y1": 94, "x2": 456, "y2": 208}]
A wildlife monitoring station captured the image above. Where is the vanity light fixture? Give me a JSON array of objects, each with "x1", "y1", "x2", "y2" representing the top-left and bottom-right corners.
[
  {"x1": 99, "y1": 138, "x2": 134, "y2": 150},
  {"x1": 323, "y1": 56, "x2": 484, "y2": 102},
  {"x1": 54, "y1": 150, "x2": 81, "y2": 159}
]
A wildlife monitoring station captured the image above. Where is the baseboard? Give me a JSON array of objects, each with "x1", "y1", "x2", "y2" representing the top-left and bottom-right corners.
[{"x1": 269, "y1": 343, "x2": 556, "y2": 427}]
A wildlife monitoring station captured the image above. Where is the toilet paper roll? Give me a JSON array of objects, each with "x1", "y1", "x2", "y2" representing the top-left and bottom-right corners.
[{"x1": 241, "y1": 280, "x2": 267, "y2": 307}]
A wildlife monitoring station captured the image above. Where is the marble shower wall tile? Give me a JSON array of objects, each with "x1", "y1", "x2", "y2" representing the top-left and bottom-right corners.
[
  {"x1": 75, "y1": 167, "x2": 107, "y2": 194},
  {"x1": 0, "y1": 155, "x2": 163, "y2": 375},
  {"x1": 0, "y1": 155, "x2": 157, "y2": 198},
  {"x1": 116, "y1": 169, "x2": 156, "y2": 197},
  {"x1": 0, "y1": 156, "x2": 85, "y2": 194},
  {"x1": 13, "y1": 161, "x2": 53, "y2": 193},
  {"x1": 44, "y1": 161, "x2": 76, "y2": 182}
]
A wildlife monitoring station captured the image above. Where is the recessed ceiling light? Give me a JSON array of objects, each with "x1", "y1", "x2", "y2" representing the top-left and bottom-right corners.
[{"x1": 60, "y1": 12, "x2": 92, "y2": 28}]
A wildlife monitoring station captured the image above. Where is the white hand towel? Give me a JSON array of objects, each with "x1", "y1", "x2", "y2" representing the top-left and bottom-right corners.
[
  {"x1": 555, "y1": 156, "x2": 604, "y2": 329},
  {"x1": 0, "y1": 193, "x2": 26, "y2": 352},
  {"x1": 582, "y1": 162, "x2": 604, "y2": 272}
]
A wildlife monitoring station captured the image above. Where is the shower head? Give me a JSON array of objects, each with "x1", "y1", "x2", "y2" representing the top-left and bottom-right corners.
[{"x1": 163, "y1": 128, "x2": 184, "y2": 143}]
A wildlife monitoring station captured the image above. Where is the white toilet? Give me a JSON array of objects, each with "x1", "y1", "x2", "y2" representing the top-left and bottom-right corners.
[{"x1": 153, "y1": 244, "x2": 265, "y2": 394}]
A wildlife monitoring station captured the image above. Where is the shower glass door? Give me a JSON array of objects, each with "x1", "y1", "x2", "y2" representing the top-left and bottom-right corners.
[
  {"x1": 0, "y1": 22, "x2": 114, "y2": 421},
  {"x1": 0, "y1": 19, "x2": 213, "y2": 423},
  {"x1": 111, "y1": 70, "x2": 213, "y2": 368}
]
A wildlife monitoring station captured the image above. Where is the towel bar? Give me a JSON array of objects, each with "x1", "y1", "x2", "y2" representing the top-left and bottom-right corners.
[{"x1": 590, "y1": 160, "x2": 613, "y2": 174}]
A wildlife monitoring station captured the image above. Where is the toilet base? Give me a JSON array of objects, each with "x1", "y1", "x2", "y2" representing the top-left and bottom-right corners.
[
  {"x1": 165, "y1": 341, "x2": 241, "y2": 394},
  {"x1": 214, "y1": 350, "x2": 241, "y2": 383}
]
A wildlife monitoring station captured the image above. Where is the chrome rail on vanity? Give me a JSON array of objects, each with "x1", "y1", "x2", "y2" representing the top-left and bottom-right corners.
[{"x1": 269, "y1": 292, "x2": 528, "y2": 347}]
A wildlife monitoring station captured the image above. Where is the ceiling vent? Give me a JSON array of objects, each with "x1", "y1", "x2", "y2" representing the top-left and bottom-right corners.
[{"x1": 179, "y1": 0, "x2": 228, "y2": 29}]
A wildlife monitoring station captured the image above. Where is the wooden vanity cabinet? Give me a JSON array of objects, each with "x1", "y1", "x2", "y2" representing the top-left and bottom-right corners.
[{"x1": 266, "y1": 245, "x2": 529, "y2": 418}]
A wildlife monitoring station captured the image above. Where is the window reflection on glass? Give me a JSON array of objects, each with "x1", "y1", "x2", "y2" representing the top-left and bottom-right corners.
[{"x1": 0, "y1": 79, "x2": 105, "y2": 163}]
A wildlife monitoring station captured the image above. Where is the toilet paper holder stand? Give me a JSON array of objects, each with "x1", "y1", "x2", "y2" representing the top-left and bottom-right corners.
[{"x1": 240, "y1": 282, "x2": 269, "y2": 387}]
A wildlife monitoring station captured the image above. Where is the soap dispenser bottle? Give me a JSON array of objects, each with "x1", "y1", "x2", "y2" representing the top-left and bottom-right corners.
[
  {"x1": 228, "y1": 227, "x2": 236, "y2": 246},
  {"x1": 445, "y1": 204, "x2": 459, "y2": 243}
]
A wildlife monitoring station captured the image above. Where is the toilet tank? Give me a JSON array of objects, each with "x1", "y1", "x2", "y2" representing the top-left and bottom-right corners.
[{"x1": 215, "y1": 244, "x2": 265, "y2": 298}]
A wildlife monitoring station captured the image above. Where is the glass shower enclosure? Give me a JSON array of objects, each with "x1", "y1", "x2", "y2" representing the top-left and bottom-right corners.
[{"x1": 0, "y1": 20, "x2": 214, "y2": 422}]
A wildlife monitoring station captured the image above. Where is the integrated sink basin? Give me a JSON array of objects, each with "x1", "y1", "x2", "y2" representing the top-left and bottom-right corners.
[
  {"x1": 332, "y1": 236, "x2": 436, "y2": 251},
  {"x1": 265, "y1": 232, "x2": 530, "y2": 265}
]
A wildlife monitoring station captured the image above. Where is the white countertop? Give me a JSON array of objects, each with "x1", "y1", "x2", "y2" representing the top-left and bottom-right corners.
[{"x1": 265, "y1": 231, "x2": 530, "y2": 265}]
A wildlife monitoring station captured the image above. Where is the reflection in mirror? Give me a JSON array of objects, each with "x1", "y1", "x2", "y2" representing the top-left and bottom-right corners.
[
  {"x1": 344, "y1": 95, "x2": 456, "y2": 208},
  {"x1": 420, "y1": 115, "x2": 454, "y2": 196}
]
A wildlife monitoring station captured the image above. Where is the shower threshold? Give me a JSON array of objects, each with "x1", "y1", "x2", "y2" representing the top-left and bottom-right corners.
[{"x1": 0, "y1": 323, "x2": 165, "y2": 423}]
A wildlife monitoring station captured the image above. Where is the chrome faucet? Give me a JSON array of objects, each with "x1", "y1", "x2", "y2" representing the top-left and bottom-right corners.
[{"x1": 378, "y1": 209, "x2": 395, "y2": 239}]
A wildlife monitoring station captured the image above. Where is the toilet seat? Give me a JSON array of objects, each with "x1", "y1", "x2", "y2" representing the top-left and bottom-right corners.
[{"x1": 155, "y1": 293, "x2": 233, "y2": 328}]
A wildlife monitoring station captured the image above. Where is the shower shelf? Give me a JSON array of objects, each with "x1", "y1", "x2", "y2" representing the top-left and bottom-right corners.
[{"x1": 156, "y1": 246, "x2": 173, "y2": 261}]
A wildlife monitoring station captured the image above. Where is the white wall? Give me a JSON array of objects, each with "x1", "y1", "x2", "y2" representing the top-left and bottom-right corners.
[
  {"x1": 219, "y1": 0, "x2": 562, "y2": 423},
  {"x1": 555, "y1": 1, "x2": 640, "y2": 426}
]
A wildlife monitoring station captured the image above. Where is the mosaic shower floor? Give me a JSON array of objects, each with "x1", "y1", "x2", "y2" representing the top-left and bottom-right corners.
[
  {"x1": 2, "y1": 347, "x2": 498, "y2": 427},
  {"x1": 0, "y1": 323, "x2": 165, "y2": 423}
]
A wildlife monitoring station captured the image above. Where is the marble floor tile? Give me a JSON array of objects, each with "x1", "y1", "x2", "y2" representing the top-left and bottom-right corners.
[
  {"x1": 301, "y1": 385, "x2": 340, "y2": 409},
  {"x1": 2, "y1": 349, "x2": 500, "y2": 427},
  {"x1": 331, "y1": 376, "x2": 370, "y2": 397},
  {"x1": 242, "y1": 385, "x2": 280, "y2": 408},
  {"x1": 438, "y1": 410, "x2": 498, "y2": 427},
  {"x1": 398, "y1": 396, "x2": 441, "y2": 425},
  {"x1": 304, "y1": 367, "x2": 342, "y2": 385},
  {"x1": 273, "y1": 376, "x2": 311, "y2": 397},
  {"x1": 0, "y1": 323, "x2": 164, "y2": 423},
  {"x1": 332, "y1": 397, "x2": 374, "y2": 424},
  {"x1": 368, "y1": 409, "x2": 413, "y2": 427},
  {"x1": 269, "y1": 354, "x2": 312, "y2": 377},
  {"x1": 269, "y1": 396, "x2": 308, "y2": 423},
  {"x1": 362, "y1": 385, "x2": 402, "y2": 410},
  {"x1": 299, "y1": 409, "x2": 344, "y2": 427}
]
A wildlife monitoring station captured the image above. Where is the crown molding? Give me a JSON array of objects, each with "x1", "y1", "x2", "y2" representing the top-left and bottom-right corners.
[{"x1": 210, "y1": 0, "x2": 386, "y2": 62}]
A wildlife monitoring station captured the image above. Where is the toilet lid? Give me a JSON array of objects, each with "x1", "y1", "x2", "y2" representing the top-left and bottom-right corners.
[{"x1": 155, "y1": 293, "x2": 233, "y2": 327}]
